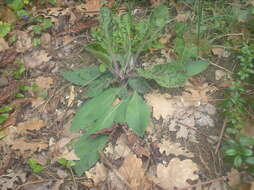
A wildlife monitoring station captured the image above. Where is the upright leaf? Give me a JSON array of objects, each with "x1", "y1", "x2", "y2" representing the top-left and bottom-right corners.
[
  {"x1": 74, "y1": 135, "x2": 108, "y2": 176},
  {"x1": 85, "y1": 42, "x2": 112, "y2": 65},
  {"x1": 71, "y1": 88, "x2": 119, "y2": 131},
  {"x1": 126, "y1": 92, "x2": 150, "y2": 136},
  {"x1": 128, "y1": 77, "x2": 151, "y2": 94},
  {"x1": 61, "y1": 66, "x2": 102, "y2": 86}
]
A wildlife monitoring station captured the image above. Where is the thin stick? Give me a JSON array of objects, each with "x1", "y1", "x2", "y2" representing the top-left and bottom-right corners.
[
  {"x1": 215, "y1": 118, "x2": 227, "y2": 154},
  {"x1": 199, "y1": 57, "x2": 234, "y2": 74},
  {"x1": 175, "y1": 175, "x2": 227, "y2": 190},
  {"x1": 99, "y1": 151, "x2": 133, "y2": 189}
]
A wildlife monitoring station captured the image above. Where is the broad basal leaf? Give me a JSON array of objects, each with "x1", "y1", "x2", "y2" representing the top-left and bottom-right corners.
[
  {"x1": 71, "y1": 88, "x2": 119, "y2": 131},
  {"x1": 85, "y1": 42, "x2": 112, "y2": 65},
  {"x1": 126, "y1": 92, "x2": 150, "y2": 136},
  {"x1": 186, "y1": 60, "x2": 209, "y2": 77},
  {"x1": 61, "y1": 66, "x2": 102, "y2": 86},
  {"x1": 86, "y1": 73, "x2": 113, "y2": 97},
  {"x1": 74, "y1": 135, "x2": 108, "y2": 176},
  {"x1": 128, "y1": 77, "x2": 151, "y2": 94},
  {"x1": 138, "y1": 62, "x2": 187, "y2": 88}
]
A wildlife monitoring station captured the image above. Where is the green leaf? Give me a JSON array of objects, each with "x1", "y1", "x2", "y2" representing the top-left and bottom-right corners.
[
  {"x1": 224, "y1": 148, "x2": 237, "y2": 156},
  {"x1": 85, "y1": 99, "x2": 128, "y2": 136},
  {"x1": 32, "y1": 25, "x2": 42, "y2": 35},
  {"x1": 174, "y1": 37, "x2": 197, "y2": 63},
  {"x1": 240, "y1": 135, "x2": 254, "y2": 146},
  {"x1": 74, "y1": 135, "x2": 108, "y2": 176},
  {"x1": 62, "y1": 66, "x2": 102, "y2": 86},
  {"x1": 71, "y1": 88, "x2": 119, "y2": 131},
  {"x1": 5, "y1": 0, "x2": 24, "y2": 11},
  {"x1": 234, "y1": 155, "x2": 242, "y2": 167},
  {"x1": 126, "y1": 92, "x2": 150, "y2": 136},
  {"x1": 241, "y1": 148, "x2": 253, "y2": 156},
  {"x1": 0, "y1": 113, "x2": 9, "y2": 124},
  {"x1": 128, "y1": 77, "x2": 151, "y2": 94},
  {"x1": 86, "y1": 73, "x2": 113, "y2": 97},
  {"x1": 245, "y1": 157, "x2": 254, "y2": 165},
  {"x1": 138, "y1": 62, "x2": 187, "y2": 88},
  {"x1": 28, "y1": 159, "x2": 44, "y2": 174},
  {"x1": 99, "y1": 63, "x2": 107, "y2": 72},
  {"x1": 17, "y1": 9, "x2": 29, "y2": 18},
  {"x1": 15, "y1": 93, "x2": 25, "y2": 98},
  {"x1": 41, "y1": 19, "x2": 53, "y2": 30},
  {"x1": 57, "y1": 158, "x2": 75, "y2": 167},
  {"x1": 186, "y1": 60, "x2": 209, "y2": 77},
  {"x1": 0, "y1": 21, "x2": 11, "y2": 37},
  {"x1": 85, "y1": 42, "x2": 112, "y2": 65},
  {"x1": 114, "y1": 96, "x2": 131, "y2": 123},
  {"x1": 0, "y1": 106, "x2": 13, "y2": 113}
]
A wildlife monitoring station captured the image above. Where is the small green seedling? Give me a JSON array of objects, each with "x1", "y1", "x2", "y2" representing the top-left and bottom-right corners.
[
  {"x1": 28, "y1": 159, "x2": 44, "y2": 174},
  {"x1": 13, "y1": 61, "x2": 25, "y2": 80},
  {"x1": 0, "y1": 21, "x2": 11, "y2": 37},
  {"x1": 0, "y1": 106, "x2": 13, "y2": 124},
  {"x1": 57, "y1": 158, "x2": 75, "y2": 168}
]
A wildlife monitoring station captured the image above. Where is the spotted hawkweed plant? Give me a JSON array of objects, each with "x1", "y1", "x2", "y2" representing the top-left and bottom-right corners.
[{"x1": 62, "y1": 3, "x2": 208, "y2": 176}]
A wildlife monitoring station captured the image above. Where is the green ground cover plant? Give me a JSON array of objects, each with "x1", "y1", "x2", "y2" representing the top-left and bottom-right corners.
[
  {"x1": 222, "y1": 45, "x2": 254, "y2": 171},
  {"x1": 62, "y1": 3, "x2": 208, "y2": 176}
]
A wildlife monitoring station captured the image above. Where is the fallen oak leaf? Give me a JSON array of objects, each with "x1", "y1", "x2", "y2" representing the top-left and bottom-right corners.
[{"x1": 16, "y1": 118, "x2": 45, "y2": 134}]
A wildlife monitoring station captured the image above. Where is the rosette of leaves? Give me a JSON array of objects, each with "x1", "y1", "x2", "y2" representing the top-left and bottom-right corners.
[{"x1": 62, "y1": 3, "x2": 208, "y2": 176}]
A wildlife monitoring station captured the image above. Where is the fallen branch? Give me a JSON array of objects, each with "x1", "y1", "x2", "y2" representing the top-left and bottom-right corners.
[{"x1": 215, "y1": 118, "x2": 227, "y2": 154}]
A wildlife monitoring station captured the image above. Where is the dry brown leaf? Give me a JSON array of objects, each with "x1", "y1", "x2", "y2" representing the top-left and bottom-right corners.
[
  {"x1": 182, "y1": 82, "x2": 217, "y2": 105},
  {"x1": 67, "y1": 86, "x2": 75, "y2": 107},
  {"x1": 35, "y1": 76, "x2": 54, "y2": 90},
  {"x1": 158, "y1": 138, "x2": 193, "y2": 157},
  {"x1": 104, "y1": 134, "x2": 131, "y2": 160},
  {"x1": 85, "y1": 163, "x2": 108, "y2": 185},
  {"x1": 227, "y1": 168, "x2": 240, "y2": 187},
  {"x1": 81, "y1": 0, "x2": 101, "y2": 16},
  {"x1": 24, "y1": 50, "x2": 52, "y2": 68},
  {"x1": 208, "y1": 181, "x2": 227, "y2": 190},
  {"x1": 14, "y1": 31, "x2": 32, "y2": 52},
  {"x1": 119, "y1": 154, "x2": 151, "y2": 190},
  {"x1": 30, "y1": 97, "x2": 45, "y2": 108},
  {"x1": 60, "y1": 150, "x2": 80, "y2": 161},
  {"x1": 145, "y1": 92, "x2": 179, "y2": 120},
  {"x1": 0, "y1": 38, "x2": 9, "y2": 51},
  {"x1": 16, "y1": 118, "x2": 45, "y2": 134},
  {"x1": 40, "y1": 33, "x2": 51, "y2": 49},
  {"x1": 215, "y1": 70, "x2": 227, "y2": 80},
  {"x1": 156, "y1": 158, "x2": 198, "y2": 189},
  {"x1": 9, "y1": 137, "x2": 48, "y2": 154},
  {"x1": 211, "y1": 47, "x2": 230, "y2": 58}
]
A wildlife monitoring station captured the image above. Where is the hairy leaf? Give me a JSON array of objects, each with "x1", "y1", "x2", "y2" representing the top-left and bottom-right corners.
[
  {"x1": 71, "y1": 88, "x2": 119, "y2": 131},
  {"x1": 86, "y1": 73, "x2": 113, "y2": 97},
  {"x1": 128, "y1": 77, "x2": 151, "y2": 94},
  {"x1": 74, "y1": 135, "x2": 108, "y2": 176},
  {"x1": 138, "y1": 62, "x2": 187, "y2": 88},
  {"x1": 126, "y1": 92, "x2": 150, "y2": 136},
  {"x1": 186, "y1": 60, "x2": 209, "y2": 77},
  {"x1": 61, "y1": 66, "x2": 102, "y2": 86}
]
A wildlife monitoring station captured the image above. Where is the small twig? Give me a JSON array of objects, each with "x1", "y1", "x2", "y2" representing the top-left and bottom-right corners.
[
  {"x1": 175, "y1": 175, "x2": 227, "y2": 190},
  {"x1": 16, "y1": 179, "x2": 52, "y2": 190},
  {"x1": 215, "y1": 118, "x2": 227, "y2": 154},
  {"x1": 99, "y1": 151, "x2": 133, "y2": 189},
  {"x1": 176, "y1": 121, "x2": 216, "y2": 143},
  {"x1": 69, "y1": 167, "x2": 78, "y2": 188},
  {"x1": 199, "y1": 57, "x2": 234, "y2": 74}
]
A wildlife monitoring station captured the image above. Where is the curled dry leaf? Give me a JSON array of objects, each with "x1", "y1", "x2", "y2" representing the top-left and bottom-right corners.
[
  {"x1": 227, "y1": 168, "x2": 240, "y2": 187},
  {"x1": 156, "y1": 158, "x2": 198, "y2": 189},
  {"x1": 24, "y1": 50, "x2": 52, "y2": 68},
  {"x1": 85, "y1": 162, "x2": 108, "y2": 185},
  {"x1": 35, "y1": 76, "x2": 54, "y2": 90},
  {"x1": 119, "y1": 154, "x2": 151, "y2": 190},
  {"x1": 158, "y1": 138, "x2": 194, "y2": 157}
]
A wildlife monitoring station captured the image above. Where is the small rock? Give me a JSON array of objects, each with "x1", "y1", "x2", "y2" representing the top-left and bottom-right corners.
[{"x1": 0, "y1": 76, "x2": 8, "y2": 87}]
